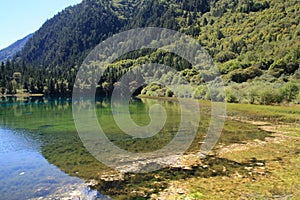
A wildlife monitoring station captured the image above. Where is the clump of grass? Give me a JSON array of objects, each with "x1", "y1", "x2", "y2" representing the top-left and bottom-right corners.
[{"x1": 184, "y1": 126, "x2": 300, "y2": 199}]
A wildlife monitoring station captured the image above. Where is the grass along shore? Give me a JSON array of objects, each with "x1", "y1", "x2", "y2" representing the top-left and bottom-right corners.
[{"x1": 153, "y1": 102, "x2": 300, "y2": 200}]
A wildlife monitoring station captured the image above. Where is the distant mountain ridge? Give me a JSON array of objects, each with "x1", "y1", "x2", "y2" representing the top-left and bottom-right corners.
[{"x1": 0, "y1": 33, "x2": 33, "y2": 62}]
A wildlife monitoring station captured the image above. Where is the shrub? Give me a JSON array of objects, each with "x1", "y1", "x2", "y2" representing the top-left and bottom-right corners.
[
  {"x1": 205, "y1": 88, "x2": 225, "y2": 102},
  {"x1": 219, "y1": 60, "x2": 241, "y2": 74},
  {"x1": 193, "y1": 85, "x2": 208, "y2": 99},
  {"x1": 286, "y1": 62, "x2": 299, "y2": 74},
  {"x1": 166, "y1": 89, "x2": 174, "y2": 97},
  {"x1": 255, "y1": 59, "x2": 274, "y2": 70},
  {"x1": 280, "y1": 83, "x2": 299, "y2": 102},
  {"x1": 295, "y1": 92, "x2": 300, "y2": 104},
  {"x1": 268, "y1": 59, "x2": 299, "y2": 77},
  {"x1": 258, "y1": 88, "x2": 282, "y2": 105},
  {"x1": 215, "y1": 51, "x2": 238, "y2": 63},
  {"x1": 229, "y1": 66, "x2": 262, "y2": 83},
  {"x1": 225, "y1": 89, "x2": 239, "y2": 103},
  {"x1": 247, "y1": 88, "x2": 258, "y2": 104}
]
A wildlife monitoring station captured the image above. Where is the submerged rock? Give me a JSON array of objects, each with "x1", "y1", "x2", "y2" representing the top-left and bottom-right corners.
[
  {"x1": 31, "y1": 182, "x2": 111, "y2": 200},
  {"x1": 113, "y1": 153, "x2": 202, "y2": 173},
  {"x1": 34, "y1": 187, "x2": 51, "y2": 197}
]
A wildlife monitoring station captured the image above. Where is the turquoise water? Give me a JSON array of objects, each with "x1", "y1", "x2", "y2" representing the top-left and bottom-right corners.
[
  {"x1": 0, "y1": 96, "x2": 270, "y2": 199},
  {"x1": 0, "y1": 96, "x2": 186, "y2": 199},
  {"x1": 0, "y1": 97, "x2": 108, "y2": 200}
]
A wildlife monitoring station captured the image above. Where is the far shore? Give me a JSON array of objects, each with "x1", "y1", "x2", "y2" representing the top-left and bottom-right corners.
[
  {"x1": 0, "y1": 93, "x2": 44, "y2": 97},
  {"x1": 137, "y1": 95, "x2": 179, "y2": 102},
  {"x1": 137, "y1": 95, "x2": 300, "y2": 107}
]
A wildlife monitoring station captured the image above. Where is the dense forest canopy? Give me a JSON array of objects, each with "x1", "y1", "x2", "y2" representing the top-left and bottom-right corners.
[{"x1": 1, "y1": 0, "x2": 299, "y2": 104}]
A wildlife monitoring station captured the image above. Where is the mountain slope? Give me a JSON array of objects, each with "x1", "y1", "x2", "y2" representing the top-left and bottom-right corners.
[
  {"x1": 17, "y1": 0, "x2": 124, "y2": 68},
  {"x1": 16, "y1": 0, "x2": 299, "y2": 77},
  {"x1": 0, "y1": 33, "x2": 33, "y2": 62},
  {"x1": 17, "y1": 0, "x2": 211, "y2": 68},
  {"x1": 3, "y1": 0, "x2": 300, "y2": 103}
]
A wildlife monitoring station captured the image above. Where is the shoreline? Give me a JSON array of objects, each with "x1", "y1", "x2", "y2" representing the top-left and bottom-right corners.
[
  {"x1": 136, "y1": 95, "x2": 179, "y2": 102},
  {"x1": 137, "y1": 94, "x2": 300, "y2": 107},
  {"x1": 136, "y1": 94, "x2": 211, "y2": 104},
  {"x1": 0, "y1": 93, "x2": 44, "y2": 97}
]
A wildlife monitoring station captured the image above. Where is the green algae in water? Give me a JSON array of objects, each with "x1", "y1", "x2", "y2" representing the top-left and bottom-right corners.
[{"x1": 0, "y1": 97, "x2": 272, "y2": 199}]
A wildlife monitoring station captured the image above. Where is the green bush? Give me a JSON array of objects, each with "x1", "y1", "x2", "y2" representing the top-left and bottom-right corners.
[
  {"x1": 258, "y1": 88, "x2": 282, "y2": 105},
  {"x1": 295, "y1": 92, "x2": 300, "y2": 104},
  {"x1": 193, "y1": 85, "x2": 208, "y2": 99},
  {"x1": 280, "y1": 82, "x2": 299, "y2": 102},
  {"x1": 286, "y1": 62, "x2": 299, "y2": 74},
  {"x1": 225, "y1": 89, "x2": 239, "y2": 103},
  {"x1": 205, "y1": 88, "x2": 225, "y2": 102},
  {"x1": 268, "y1": 59, "x2": 299, "y2": 78},
  {"x1": 215, "y1": 51, "x2": 238, "y2": 63},
  {"x1": 219, "y1": 60, "x2": 241, "y2": 74},
  {"x1": 247, "y1": 88, "x2": 259, "y2": 104},
  {"x1": 229, "y1": 66, "x2": 262, "y2": 83},
  {"x1": 166, "y1": 89, "x2": 174, "y2": 97}
]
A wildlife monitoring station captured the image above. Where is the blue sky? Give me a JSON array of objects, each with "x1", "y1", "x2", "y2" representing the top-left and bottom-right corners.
[{"x1": 0, "y1": 0, "x2": 82, "y2": 50}]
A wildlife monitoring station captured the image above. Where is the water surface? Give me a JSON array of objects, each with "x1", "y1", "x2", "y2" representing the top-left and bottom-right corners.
[
  {"x1": 0, "y1": 97, "x2": 106, "y2": 199},
  {"x1": 0, "y1": 96, "x2": 270, "y2": 199},
  {"x1": 0, "y1": 127, "x2": 104, "y2": 199}
]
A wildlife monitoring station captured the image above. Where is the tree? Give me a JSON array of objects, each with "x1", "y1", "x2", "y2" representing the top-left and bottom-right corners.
[
  {"x1": 216, "y1": 29, "x2": 225, "y2": 40},
  {"x1": 49, "y1": 78, "x2": 56, "y2": 95},
  {"x1": 1, "y1": 87, "x2": 5, "y2": 95},
  {"x1": 7, "y1": 82, "x2": 14, "y2": 94},
  {"x1": 102, "y1": 81, "x2": 113, "y2": 96},
  {"x1": 203, "y1": 17, "x2": 208, "y2": 26},
  {"x1": 0, "y1": 62, "x2": 4, "y2": 71}
]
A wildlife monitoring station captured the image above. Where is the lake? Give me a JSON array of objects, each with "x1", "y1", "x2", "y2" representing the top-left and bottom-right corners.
[{"x1": 0, "y1": 96, "x2": 270, "y2": 199}]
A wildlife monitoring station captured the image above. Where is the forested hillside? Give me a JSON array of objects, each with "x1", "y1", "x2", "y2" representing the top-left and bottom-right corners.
[{"x1": 1, "y1": 0, "x2": 300, "y2": 104}]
